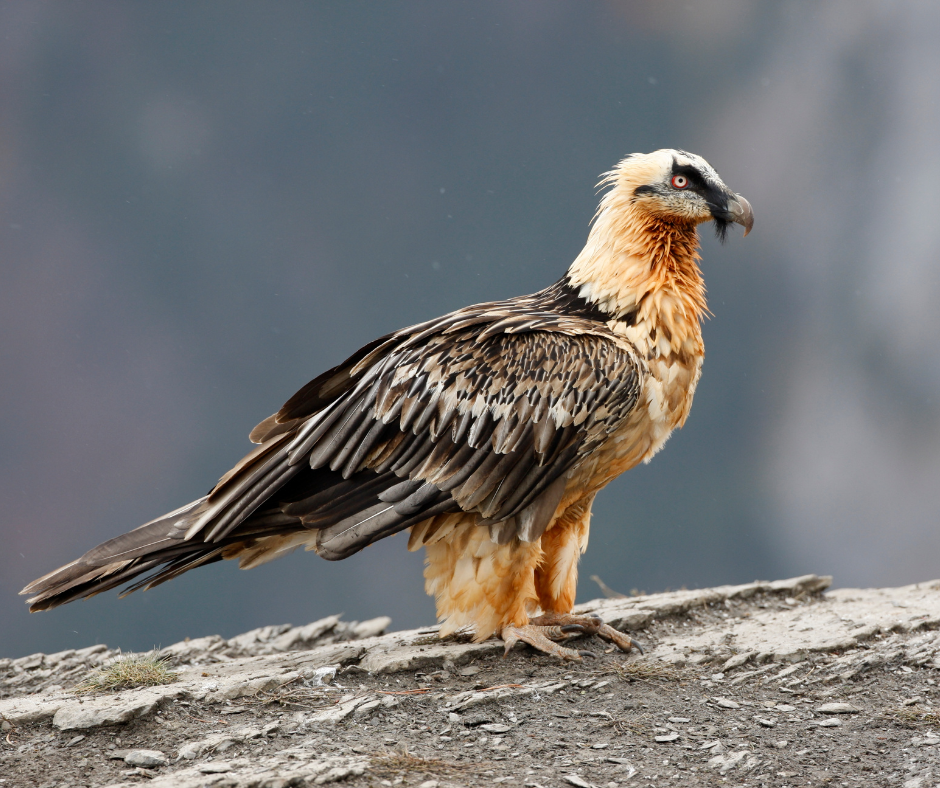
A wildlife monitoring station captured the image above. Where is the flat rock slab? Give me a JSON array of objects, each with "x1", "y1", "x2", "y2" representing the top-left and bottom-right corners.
[
  {"x1": 53, "y1": 686, "x2": 185, "y2": 730},
  {"x1": 643, "y1": 580, "x2": 940, "y2": 668}
]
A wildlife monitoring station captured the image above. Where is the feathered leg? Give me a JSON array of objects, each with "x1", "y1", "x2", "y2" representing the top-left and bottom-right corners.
[{"x1": 503, "y1": 494, "x2": 640, "y2": 661}]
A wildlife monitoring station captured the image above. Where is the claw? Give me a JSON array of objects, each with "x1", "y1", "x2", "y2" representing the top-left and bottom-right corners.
[
  {"x1": 500, "y1": 613, "x2": 640, "y2": 661},
  {"x1": 501, "y1": 624, "x2": 584, "y2": 661}
]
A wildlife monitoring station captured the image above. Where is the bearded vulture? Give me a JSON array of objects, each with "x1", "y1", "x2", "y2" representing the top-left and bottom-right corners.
[{"x1": 22, "y1": 150, "x2": 753, "y2": 660}]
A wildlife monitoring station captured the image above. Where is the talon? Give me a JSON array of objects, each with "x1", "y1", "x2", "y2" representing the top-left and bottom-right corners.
[
  {"x1": 500, "y1": 615, "x2": 638, "y2": 661},
  {"x1": 632, "y1": 640, "x2": 645, "y2": 656}
]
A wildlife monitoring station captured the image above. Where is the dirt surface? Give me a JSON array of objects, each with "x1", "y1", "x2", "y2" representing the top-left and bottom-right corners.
[{"x1": 4, "y1": 575, "x2": 940, "y2": 788}]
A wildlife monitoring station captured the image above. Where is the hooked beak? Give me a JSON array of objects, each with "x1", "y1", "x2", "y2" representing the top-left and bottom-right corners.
[{"x1": 725, "y1": 194, "x2": 754, "y2": 237}]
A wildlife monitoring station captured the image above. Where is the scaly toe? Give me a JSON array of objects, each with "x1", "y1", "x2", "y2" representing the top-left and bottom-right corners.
[{"x1": 500, "y1": 624, "x2": 585, "y2": 661}]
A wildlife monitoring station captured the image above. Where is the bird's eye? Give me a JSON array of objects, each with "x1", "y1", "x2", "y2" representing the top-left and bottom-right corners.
[{"x1": 671, "y1": 175, "x2": 689, "y2": 189}]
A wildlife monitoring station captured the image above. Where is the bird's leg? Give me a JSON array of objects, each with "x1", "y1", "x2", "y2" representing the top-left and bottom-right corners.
[{"x1": 501, "y1": 613, "x2": 641, "y2": 661}]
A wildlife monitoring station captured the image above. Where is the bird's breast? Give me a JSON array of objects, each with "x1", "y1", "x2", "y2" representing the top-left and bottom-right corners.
[{"x1": 573, "y1": 317, "x2": 703, "y2": 494}]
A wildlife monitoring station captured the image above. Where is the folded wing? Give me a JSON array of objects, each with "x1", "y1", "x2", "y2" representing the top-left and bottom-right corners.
[{"x1": 22, "y1": 298, "x2": 641, "y2": 611}]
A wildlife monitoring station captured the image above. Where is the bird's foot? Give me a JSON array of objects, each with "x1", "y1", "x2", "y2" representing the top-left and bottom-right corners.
[{"x1": 501, "y1": 613, "x2": 642, "y2": 661}]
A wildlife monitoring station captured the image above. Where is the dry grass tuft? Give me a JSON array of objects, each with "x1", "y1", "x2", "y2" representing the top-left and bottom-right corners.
[
  {"x1": 883, "y1": 705, "x2": 940, "y2": 729},
  {"x1": 370, "y1": 749, "x2": 480, "y2": 779},
  {"x1": 73, "y1": 651, "x2": 178, "y2": 694},
  {"x1": 604, "y1": 659, "x2": 682, "y2": 683}
]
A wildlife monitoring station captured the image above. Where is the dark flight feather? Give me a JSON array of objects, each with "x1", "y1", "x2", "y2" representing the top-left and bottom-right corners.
[{"x1": 21, "y1": 274, "x2": 642, "y2": 611}]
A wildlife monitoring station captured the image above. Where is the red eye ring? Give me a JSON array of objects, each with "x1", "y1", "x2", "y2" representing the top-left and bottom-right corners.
[{"x1": 671, "y1": 175, "x2": 689, "y2": 189}]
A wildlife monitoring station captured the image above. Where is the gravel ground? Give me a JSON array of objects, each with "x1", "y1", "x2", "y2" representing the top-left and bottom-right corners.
[{"x1": 4, "y1": 575, "x2": 940, "y2": 788}]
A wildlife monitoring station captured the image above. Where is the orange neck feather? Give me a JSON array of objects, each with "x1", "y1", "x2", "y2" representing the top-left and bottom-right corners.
[{"x1": 566, "y1": 194, "x2": 707, "y2": 352}]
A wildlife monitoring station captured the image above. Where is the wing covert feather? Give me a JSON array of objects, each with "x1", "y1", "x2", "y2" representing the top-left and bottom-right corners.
[{"x1": 25, "y1": 289, "x2": 643, "y2": 609}]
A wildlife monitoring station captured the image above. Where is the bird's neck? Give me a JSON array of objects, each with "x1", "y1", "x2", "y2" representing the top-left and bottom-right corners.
[{"x1": 565, "y1": 202, "x2": 707, "y2": 359}]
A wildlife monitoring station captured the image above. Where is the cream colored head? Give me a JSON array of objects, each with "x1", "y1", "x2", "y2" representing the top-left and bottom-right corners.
[{"x1": 601, "y1": 149, "x2": 753, "y2": 240}]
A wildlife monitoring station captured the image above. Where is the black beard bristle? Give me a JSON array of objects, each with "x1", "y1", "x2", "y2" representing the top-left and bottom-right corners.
[{"x1": 713, "y1": 218, "x2": 730, "y2": 243}]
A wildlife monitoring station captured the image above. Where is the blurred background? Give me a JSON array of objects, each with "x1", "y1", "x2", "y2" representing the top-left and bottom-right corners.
[{"x1": 3, "y1": 1, "x2": 939, "y2": 659}]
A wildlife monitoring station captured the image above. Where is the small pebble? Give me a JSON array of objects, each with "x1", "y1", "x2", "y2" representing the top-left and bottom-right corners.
[
  {"x1": 774, "y1": 740, "x2": 789, "y2": 749},
  {"x1": 66, "y1": 735, "x2": 85, "y2": 747},
  {"x1": 419, "y1": 781, "x2": 439, "y2": 788},
  {"x1": 817, "y1": 702, "x2": 858, "y2": 714},
  {"x1": 459, "y1": 666, "x2": 480, "y2": 677},
  {"x1": 177, "y1": 743, "x2": 201, "y2": 760},
  {"x1": 124, "y1": 749, "x2": 168, "y2": 768},
  {"x1": 481, "y1": 723, "x2": 511, "y2": 734},
  {"x1": 199, "y1": 762, "x2": 232, "y2": 774},
  {"x1": 563, "y1": 776, "x2": 594, "y2": 788},
  {"x1": 668, "y1": 716, "x2": 691, "y2": 723},
  {"x1": 591, "y1": 742, "x2": 609, "y2": 749},
  {"x1": 654, "y1": 732, "x2": 680, "y2": 743},
  {"x1": 813, "y1": 718, "x2": 842, "y2": 728},
  {"x1": 714, "y1": 697, "x2": 740, "y2": 709},
  {"x1": 775, "y1": 704, "x2": 796, "y2": 712},
  {"x1": 756, "y1": 717, "x2": 776, "y2": 728}
]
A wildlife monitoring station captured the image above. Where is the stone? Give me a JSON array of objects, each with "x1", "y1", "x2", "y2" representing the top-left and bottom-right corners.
[
  {"x1": 481, "y1": 723, "x2": 511, "y2": 733},
  {"x1": 817, "y1": 702, "x2": 859, "y2": 714},
  {"x1": 353, "y1": 698, "x2": 382, "y2": 717},
  {"x1": 358, "y1": 639, "x2": 501, "y2": 674},
  {"x1": 813, "y1": 718, "x2": 842, "y2": 728},
  {"x1": 352, "y1": 616, "x2": 393, "y2": 639},
  {"x1": 755, "y1": 717, "x2": 776, "y2": 728},
  {"x1": 563, "y1": 776, "x2": 594, "y2": 788},
  {"x1": 124, "y1": 749, "x2": 168, "y2": 768},
  {"x1": 177, "y1": 742, "x2": 202, "y2": 760},
  {"x1": 714, "y1": 697, "x2": 740, "y2": 709},
  {"x1": 306, "y1": 694, "x2": 375, "y2": 724},
  {"x1": 198, "y1": 762, "x2": 231, "y2": 773},
  {"x1": 722, "y1": 652, "x2": 754, "y2": 671},
  {"x1": 53, "y1": 686, "x2": 182, "y2": 730},
  {"x1": 654, "y1": 732, "x2": 680, "y2": 742},
  {"x1": 0, "y1": 695, "x2": 67, "y2": 726},
  {"x1": 708, "y1": 749, "x2": 750, "y2": 774}
]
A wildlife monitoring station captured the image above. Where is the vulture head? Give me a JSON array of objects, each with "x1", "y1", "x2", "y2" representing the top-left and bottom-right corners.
[{"x1": 617, "y1": 149, "x2": 754, "y2": 241}]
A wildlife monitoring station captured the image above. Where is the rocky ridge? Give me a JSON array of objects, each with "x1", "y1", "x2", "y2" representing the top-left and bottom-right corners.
[{"x1": 3, "y1": 575, "x2": 940, "y2": 787}]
